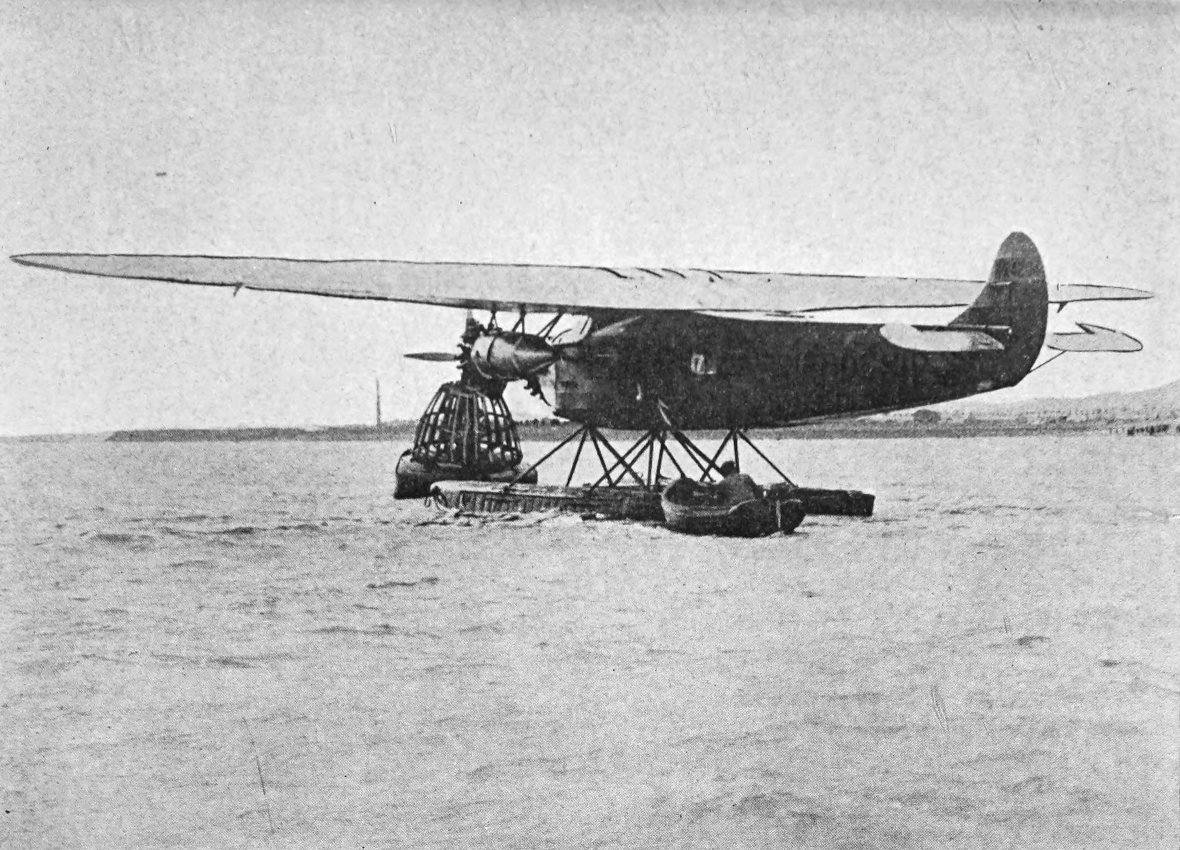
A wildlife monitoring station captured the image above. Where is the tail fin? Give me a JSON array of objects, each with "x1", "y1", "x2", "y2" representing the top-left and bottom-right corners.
[{"x1": 951, "y1": 232, "x2": 1048, "y2": 386}]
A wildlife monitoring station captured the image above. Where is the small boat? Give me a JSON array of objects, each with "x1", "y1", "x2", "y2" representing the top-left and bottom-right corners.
[{"x1": 661, "y1": 478, "x2": 805, "y2": 537}]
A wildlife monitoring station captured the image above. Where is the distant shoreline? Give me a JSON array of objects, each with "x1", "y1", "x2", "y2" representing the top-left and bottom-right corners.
[
  {"x1": 6, "y1": 376, "x2": 1177, "y2": 443},
  {"x1": 3, "y1": 419, "x2": 1169, "y2": 444},
  {"x1": 106, "y1": 424, "x2": 416, "y2": 443}
]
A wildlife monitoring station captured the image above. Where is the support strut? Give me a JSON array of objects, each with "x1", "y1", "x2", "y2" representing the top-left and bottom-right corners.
[
  {"x1": 502, "y1": 423, "x2": 795, "y2": 492},
  {"x1": 504, "y1": 423, "x2": 587, "y2": 487},
  {"x1": 735, "y1": 429, "x2": 794, "y2": 486}
]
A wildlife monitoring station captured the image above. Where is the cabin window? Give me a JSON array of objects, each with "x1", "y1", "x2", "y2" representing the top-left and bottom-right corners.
[{"x1": 690, "y1": 352, "x2": 718, "y2": 376}]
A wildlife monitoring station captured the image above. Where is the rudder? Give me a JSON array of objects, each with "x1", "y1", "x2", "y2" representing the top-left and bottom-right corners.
[{"x1": 950, "y1": 232, "x2": 1048, "y2": 385}]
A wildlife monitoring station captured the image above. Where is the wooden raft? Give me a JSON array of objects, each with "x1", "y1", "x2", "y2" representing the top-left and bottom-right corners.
[
  {"x1": 430, "y1": 481, "x2": 664, "y2": 521},
  {"x1": 430, "y1": 481, "x2": 873, "y2": 521}
]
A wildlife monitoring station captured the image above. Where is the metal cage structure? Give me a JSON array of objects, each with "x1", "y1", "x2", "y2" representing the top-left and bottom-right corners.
[{"x1": 410, "y1": 382, "x2": 524, "y2": 472}]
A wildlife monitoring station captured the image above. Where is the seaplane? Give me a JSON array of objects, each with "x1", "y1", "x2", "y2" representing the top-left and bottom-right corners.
[{"x1": 12, "y1": 232, "x2": 1151, "y2": 532}]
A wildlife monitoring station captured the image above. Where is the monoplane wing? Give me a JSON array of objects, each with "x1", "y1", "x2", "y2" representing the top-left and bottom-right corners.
[{"x1": 10, "y1": 253, "x2": 1153, "y2": 315}]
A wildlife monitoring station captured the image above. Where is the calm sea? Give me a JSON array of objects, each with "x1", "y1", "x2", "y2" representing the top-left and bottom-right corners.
[{"x1": 2, "y1": 435, "x2": 1177, "y2": 848}]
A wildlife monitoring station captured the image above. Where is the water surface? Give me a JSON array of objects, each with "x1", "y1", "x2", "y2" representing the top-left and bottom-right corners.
[{"x1": 2, "y1": 435, "x2": 1177, "y2": 848}]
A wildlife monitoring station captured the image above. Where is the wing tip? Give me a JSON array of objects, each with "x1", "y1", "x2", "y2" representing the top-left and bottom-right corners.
[{"x1": 11, "y1": 253, "x2": 74, "y2": 270}]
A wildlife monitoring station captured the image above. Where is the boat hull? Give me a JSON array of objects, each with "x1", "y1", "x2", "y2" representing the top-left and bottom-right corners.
[{"x1": 661, "y1": 479, "x2": 805, "y2": 537}]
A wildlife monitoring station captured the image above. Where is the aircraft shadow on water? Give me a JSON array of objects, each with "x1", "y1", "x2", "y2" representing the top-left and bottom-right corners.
[{"x1": 12, "y1": 232, "x2": 1151, "y2": 534}]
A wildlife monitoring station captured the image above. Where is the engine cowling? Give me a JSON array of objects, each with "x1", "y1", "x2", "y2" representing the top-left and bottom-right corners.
[{"x1": 468, "y1": 333, "x2": 558, "y2": 380}]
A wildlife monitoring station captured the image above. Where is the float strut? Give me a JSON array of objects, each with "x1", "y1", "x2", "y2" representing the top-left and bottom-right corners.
[
  {"x1": 667, "y1": 429, "x2": 719, "y2": 479},
  {"x1": 590, "y1": 429, "x2": 658, "y2": 490},
  {"x1": 564, "y1": 427, "x2": 589, "y2": 488},
  {"x1": 735, "y1": 429, "x2": 795, "y2": 486},
  {"x1": 588, "y1": 427, "x2": 611, "y2": 482},
  {"x1": 587, "y1": 427, "x2": 649, "y2": 491},
  {"x1": 700, "y1": 429, "x2": 738, "y2": 481},
  {"x1": 504, "y1": 424, "x2": 587, "y2": 488},
  {"x1": 657, "y1": 432, "x2": 688, "y2": 481}
]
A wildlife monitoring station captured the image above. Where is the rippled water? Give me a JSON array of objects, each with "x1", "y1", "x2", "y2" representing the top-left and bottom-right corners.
[{"x1": 2, "y1": 435, "x2": 1177, "y2": 848}]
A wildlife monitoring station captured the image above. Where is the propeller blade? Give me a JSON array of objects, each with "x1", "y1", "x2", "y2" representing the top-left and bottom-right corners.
[{"x1": 404, "y1": 351, "x2": 461, "y2": 362}]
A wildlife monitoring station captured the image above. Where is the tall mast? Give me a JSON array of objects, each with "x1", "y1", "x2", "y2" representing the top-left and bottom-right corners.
[{"x1": 376, "y1": 378, "x2": 382, "y2": 427}]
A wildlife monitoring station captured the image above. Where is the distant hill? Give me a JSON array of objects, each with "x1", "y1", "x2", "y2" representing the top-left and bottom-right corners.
[{"x1": 949, "y1": 378, "x2": 1180, "y2": 421}]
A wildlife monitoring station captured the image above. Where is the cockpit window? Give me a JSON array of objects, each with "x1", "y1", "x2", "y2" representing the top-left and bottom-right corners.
[{"x1": 690, "y1": 352, "x2": 718, "y2": 376}]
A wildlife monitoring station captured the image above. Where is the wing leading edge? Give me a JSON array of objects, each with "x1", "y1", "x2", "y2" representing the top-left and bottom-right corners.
[{"x1": 10, "y1": 252, "x2": 1153, "y2": 315}]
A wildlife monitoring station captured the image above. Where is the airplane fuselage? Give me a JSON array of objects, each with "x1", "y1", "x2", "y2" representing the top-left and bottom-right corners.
[
  {"x1": 553, "y1": 233, "x2": 1049, "y2": 429},
  {"x1": 551, "y1": 314, "x2": 1032, "y2": 429}
]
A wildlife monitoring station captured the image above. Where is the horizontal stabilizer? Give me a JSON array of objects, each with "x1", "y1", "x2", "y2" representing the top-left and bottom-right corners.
[
  {"x1": 1049, "y1": 284, "x2": 1154, "y2": 305},
  {"x1": 1046, "y1": 323, "x2": 1143, "y2": 353},
  {"x1": 880, "y1": 323, "x2": 1005, "y2": 352}
]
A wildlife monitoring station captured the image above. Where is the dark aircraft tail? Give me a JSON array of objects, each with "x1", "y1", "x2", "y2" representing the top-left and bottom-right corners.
[{"x1": 950, "y1": 232, "x2": 1048, "y2": 386}]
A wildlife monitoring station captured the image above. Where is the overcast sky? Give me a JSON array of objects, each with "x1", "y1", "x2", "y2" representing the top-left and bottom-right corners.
[{"x1": 2, "y1": 0, "x2": 1176, "y2": 435}]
